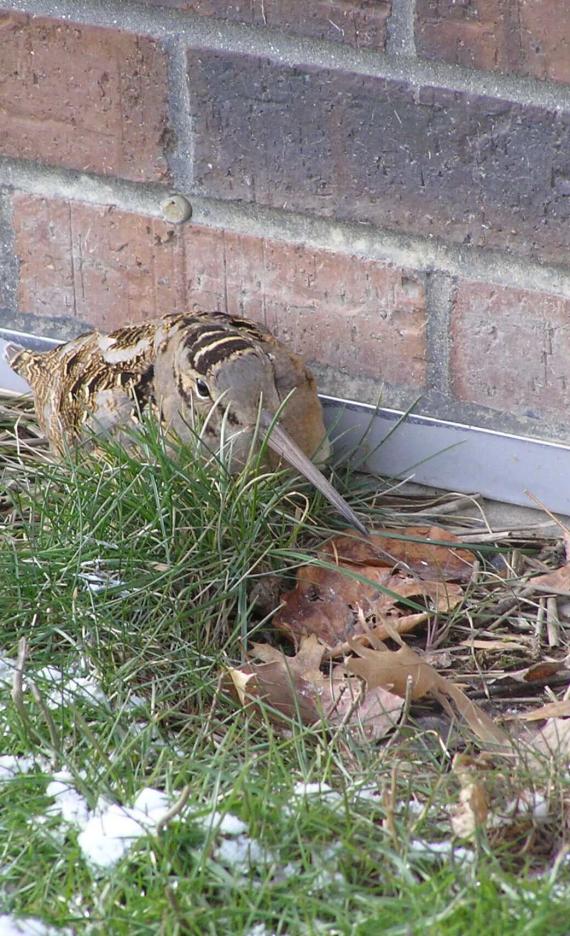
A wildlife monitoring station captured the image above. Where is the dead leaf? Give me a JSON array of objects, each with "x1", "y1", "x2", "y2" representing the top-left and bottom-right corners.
[
  {"x1": 274, "y1": 561, "x2": 463, "y2": 656},
  {"x1": 451, "y1": 754, "x2": 489, "y2": 838},
  {"x1": 461, "y1": 638, "x2": 529, "y2": 652},
  {"x1": 320, "y1": 526, "x2": 475, "y2": 582},
  {"x1": 521, "y1": 661, "x2": 567, "y2": 683},
  {"x1": 512, "y1": 699, "x2": 570, "y2": 722},
  {"x1": 225, "y1": 635, "x2": 403, "y2": 740},
  {"x1": 346, "y1": 643, "x2": 509, "y2": 747}
]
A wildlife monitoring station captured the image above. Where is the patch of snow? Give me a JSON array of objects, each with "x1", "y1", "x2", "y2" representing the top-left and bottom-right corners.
[
  {"x1": 409, "y1": 838, "x2": 475, "y2": 865},
  {"x1": 43, "y1": 774, "x2": 177, "y2": 870},
  {"x1": 0, "y1": 656, "x2": 15, "y2": 687},
  {"x1": 77, "y1": 788, "x2": 171, "y2": 869},
  {"x1": 195, "y1": 810, "x2": 248, "y2": 836},
  {"x1": 288, "y1": 781, "x2": 342, "y2": 813},
  {"x1": 310, "y1": 868, "x2": 346, "y2": 893},
  {"x1": 351, "y1": 785, "x2": 380, "y2": 803},
  {"x1": 0, "y1": 755, "x2": 36, "y2": 781},
  {"x1": 45, "y1": 773, "x2": 90, "y2": 826},
  {"x1": 245, "y1": 927, "x2": 278, "y2": 936},
  {"x1": 193, "y1": 807, "x2": 276, "y2": 874},
  {"x1": 397, "y1": 798, "x2": 425, "y2": 816},
  {"x1": 0, "y1": 656, "x2": 108, "y2": 711},
  {"x1": 293, "y1": 781, "x2": 335, "y2": 797},
  {"x1": 0, "y1": 916, "x2": 71, "y2": 936},
  {"x1": 214, "y1": 835, "x2": 268, "y2": 869},
  {"x1": 34, "y1": 667, "x2": 108, "y2": 710}
]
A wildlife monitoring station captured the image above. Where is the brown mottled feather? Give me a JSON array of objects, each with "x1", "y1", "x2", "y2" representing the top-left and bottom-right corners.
[{"x1": 8, "y1": 312, "x2": 330, "y2": 465}]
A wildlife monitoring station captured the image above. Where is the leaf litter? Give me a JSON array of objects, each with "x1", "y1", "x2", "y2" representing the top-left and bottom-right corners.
[
  {"x1": 225, "y1": 517, "x2": 570, "y2": 870},
  {"x1": 4, "y1": 397, "x2": 570, "y2": 875}
]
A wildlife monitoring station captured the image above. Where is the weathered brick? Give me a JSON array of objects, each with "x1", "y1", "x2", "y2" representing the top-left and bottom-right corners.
[
  {"x1": 415, "y1": 0, "x2": 570, "y2": 85},
  {"x1": 450, "y1": 281, "x2": 570, "y2": 421},
  {"x1": 12, "y1": 195, "x2": 186, "y2": 329},
  {"x1": 186, "y1": 50, "x2": 570, "y2": 266},
  {"x1": 11, "y1": 193, "x2": 427, "y2": 388},
  {"x1": 146, "y1": 0, "x2": 390, "y2": 50},
  {"x1": 182, "y1": 227, "x2": 427, "y2": 385},
  {"x1": 0, "y1": 13, "x2": 171, "y2": 181}
]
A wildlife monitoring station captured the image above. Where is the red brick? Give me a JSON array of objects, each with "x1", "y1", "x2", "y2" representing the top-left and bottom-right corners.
[
  {"x1": 416, "y1": 0, "x2": 570, "y2": 84},
  {"x1": 0, "y1": 13, "x2": 171, "y2": 181},
  {"x1": 187, "y1": 50, "x2": 570, "y2": 266},
  {"x1": 451, "y1": 281, "x2": 570, "y2": 421},
  {"x1": 147, "y1": 0, "x2": 390, "y2": 50},
  {"x1": 12, "y1": 195, "x2": 186, "y2": 329},
  {"x1": 182, "y1": 228, "x2": 427, "y2": 386},
  {"x1": 11, "y1": 193, "x2": 427, "y2": 389}
]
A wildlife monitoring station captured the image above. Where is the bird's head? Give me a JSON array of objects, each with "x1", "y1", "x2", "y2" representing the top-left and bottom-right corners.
[{"x1": 154, "y1": 318, "x2": 368, "y2": 536}]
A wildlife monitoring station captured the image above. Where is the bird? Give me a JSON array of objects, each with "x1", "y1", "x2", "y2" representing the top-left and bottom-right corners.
[{"x1": 5, "y1": 310, "x2": 368, "y2": 535}]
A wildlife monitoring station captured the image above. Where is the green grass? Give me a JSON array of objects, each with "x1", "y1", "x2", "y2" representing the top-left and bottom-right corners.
[{"x1": 1, "y1": 409, "x2": 569, "y2": 935}]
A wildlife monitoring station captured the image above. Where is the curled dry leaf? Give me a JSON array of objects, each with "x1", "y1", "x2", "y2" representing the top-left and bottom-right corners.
[
  {"x1": 320, "y1": 526, "x2": 475, "y2": 582},
  {"x1": 450, "y1": 753, "x2": 489, "y2": 839},
  {"x1": 346, "y1": 642, "x2": 509, "y2": 747},
  {"x1": 225, "y1": 635, "x2": 403, "y2": 741},
  {"x1": 492, "y1": 660, "x2": 567, "y2": 686},
  {"x1": 450, "y1": 753, "x2": 554, "y2": 860},
  {"x1": 273, "y1": 561, "x2": 463, "y2": 656}
]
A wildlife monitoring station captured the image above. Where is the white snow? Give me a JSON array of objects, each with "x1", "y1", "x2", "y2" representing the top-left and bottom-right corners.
[
  {"x1": 409, "y1": 838, "x2": 475, "y2": 864},
  {"x1": 196, "y1": 808, "x2": 274, "y2": 871},
  {"x1": 214, "y1": 835, "x2": 267, "y2": 868},
  {"x1": 0, "y1": 653, "x2": 108, "y2": 711},
  {"x1": 0, "y1": 916, "x2": 71, "y2": 936},
  {"x1": 34, "y1": 667, "x2": 108, "y2": 710},
  {"x1": 42, "y1": 774, "x2": 175, "y2": 870},
  {"x1": 0, "y1": 656, "x2": 16, "y2": 687},
  {"x1": 292, "y1": 781, "x2": 335, "y2": 797},
  {"x1": 195, "y1": 810, "x2": 248, "y2": 836},
  {"x1": 77, "y1": 788, "x2": 171, "y2": 869},
  {"x1": 45, "y1": 773, "x2": 90, "y2": 826},
  {"x1": 0, "y1": 755, "x2": 36, "y2": 781},
  {"x1": 288, "y1": 781, "x2": 342, "y2": 813},
  {"x1": 244, "y1": 927, "x2": 277, "y2": 936}
]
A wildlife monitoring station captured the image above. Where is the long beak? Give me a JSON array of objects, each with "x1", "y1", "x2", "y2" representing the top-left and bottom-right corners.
[{"x1": 259, "y1": 411, "x2": 369, "y2": 537}]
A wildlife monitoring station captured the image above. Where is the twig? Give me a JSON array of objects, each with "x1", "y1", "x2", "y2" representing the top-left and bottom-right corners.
[
  {"x1": 156, "y1": 785, "x2": 192, "y2": 833},
  {"x1": 546, "y1": 596, "x2": 560, "y2": 647},
  {"x1": 30, "y1": 682, "x2": 61, "y2": 768},
  {"x1": 524, "y1": 491, "x2": 570, "y2": 537},
  {"x1": 452, "y1": 524, "x2": 559, "y2": 544},
  {"x1": 417, "y1": 495, "x2": 483, "y2": 517},
  {"x1": 11, "y1": 636, "x2": 28, "y2": 720},
  {"x1": 535, "y1": 597, "x2": 546, "y2": 642},
  {"x1": 467, "y1": 671, "x2": 570, "y2": 700}
]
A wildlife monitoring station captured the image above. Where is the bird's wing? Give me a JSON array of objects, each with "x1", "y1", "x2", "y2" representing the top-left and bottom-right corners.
[{"x1": 7, "y1": 323, "x2": 159, "y2": 452}]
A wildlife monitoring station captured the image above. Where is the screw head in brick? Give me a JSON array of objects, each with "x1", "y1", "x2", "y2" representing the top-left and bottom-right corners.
[{"x1": 160, "y1": 194, "x2": 192, "y2": 224}]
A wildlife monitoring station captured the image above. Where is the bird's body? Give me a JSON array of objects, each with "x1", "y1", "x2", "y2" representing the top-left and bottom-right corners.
[{"x1": 6, "y1": 310, "x2": 366, "y2": 534}]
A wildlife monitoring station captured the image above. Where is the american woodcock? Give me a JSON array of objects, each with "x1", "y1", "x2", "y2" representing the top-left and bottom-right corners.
[{"x1": 5, "y1": 311, "x2": 368, "y2": 535}]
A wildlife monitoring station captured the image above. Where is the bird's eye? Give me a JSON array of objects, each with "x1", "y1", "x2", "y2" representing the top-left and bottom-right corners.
[{"x1": 195, "y1": 378, "x2": 210, "y2": 399}]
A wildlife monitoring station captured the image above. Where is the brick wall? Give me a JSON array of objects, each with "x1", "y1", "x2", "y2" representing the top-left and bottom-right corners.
[{"x1": 1, "y1": 1, "x2": 570, "y2": 442}]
